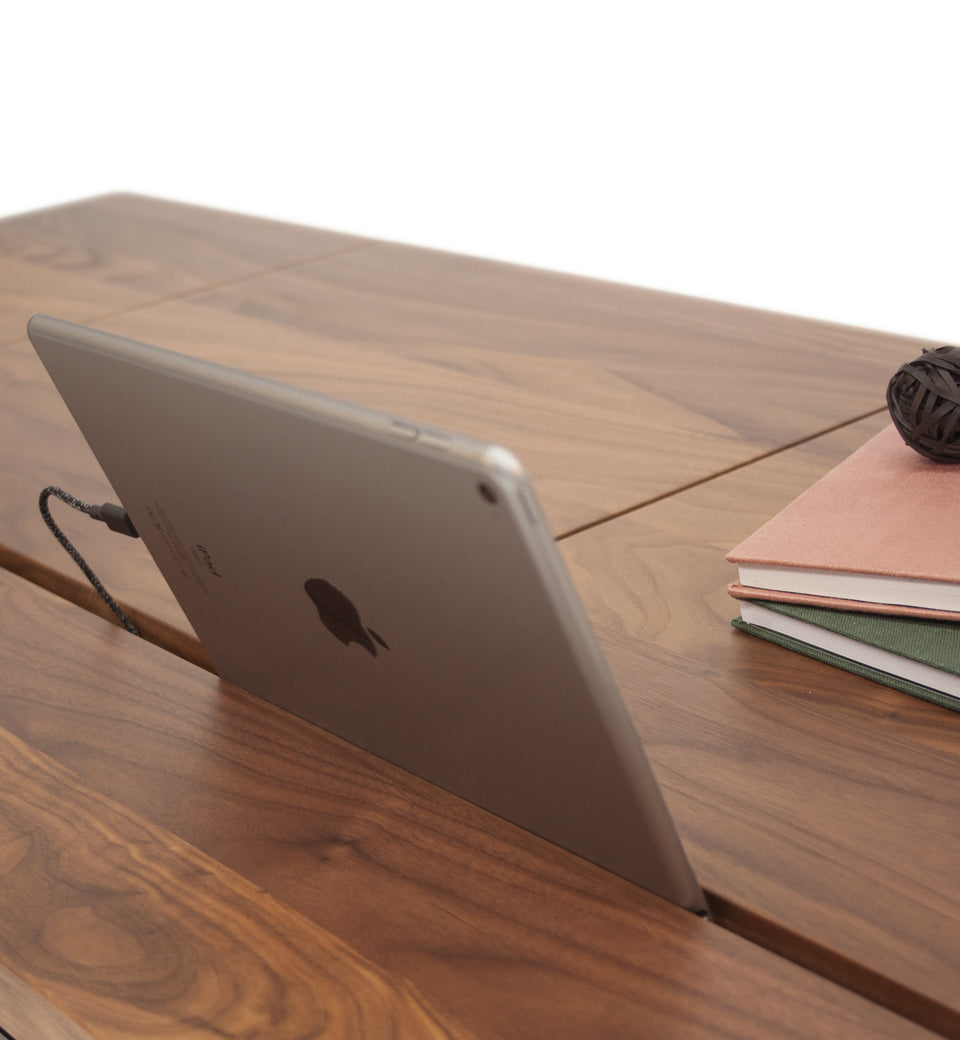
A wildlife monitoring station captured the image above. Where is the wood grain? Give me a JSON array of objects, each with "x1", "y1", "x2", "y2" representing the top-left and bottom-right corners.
[
  {"x1": 560, "y1": 413, "x2": 960, "y2": 1033},
  {"x1": 0, "y1": 543, "x2": 213, "y2": 672},
  {"x1": 0, "y1": 256, "x2": 146, "y2": 348},
  {"x1": 0, "y1": 717, "x2": 470, "y2": 1040},
  {"x1": 0, "y1": 194, "x2": 371, "y2": 346},
  {"x1": 0, "y1": 959, "x2": 95, "y2": 1040},
  {"x1": 0, "y1": 568, "x2": 936, "y2": 1040},
  {"x1": 86, "y1": 244, "x2": 933, "y2": 535},
  {"x1": 2, "y1": 195, "x2": 955, "y2": 1036},
  {"x1": 0, "y1": 234, "x2": 934, "y2": 640},
  {"x1": 0, "y1": 193, "x2": 934, "y2": 643}
]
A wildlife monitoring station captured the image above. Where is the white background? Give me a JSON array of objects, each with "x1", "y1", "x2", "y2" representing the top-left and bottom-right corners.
[{"x1": 4, "y1": 1, "x2": 958, "y2": 341}]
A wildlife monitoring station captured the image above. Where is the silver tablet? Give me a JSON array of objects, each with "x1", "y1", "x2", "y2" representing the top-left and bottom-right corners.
[{"x1": 28, "y1": 314, "x2": 707, "y2": 915}]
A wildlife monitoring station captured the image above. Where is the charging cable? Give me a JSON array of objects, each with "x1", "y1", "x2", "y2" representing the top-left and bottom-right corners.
[{"x1": 39, "y1": 486, "x2": 140, "y2": 635}]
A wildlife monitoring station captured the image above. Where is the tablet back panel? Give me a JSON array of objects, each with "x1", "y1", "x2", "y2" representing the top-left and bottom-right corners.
[{"x1": 28, "y1": 314, "x2": 707, "y2": 914}]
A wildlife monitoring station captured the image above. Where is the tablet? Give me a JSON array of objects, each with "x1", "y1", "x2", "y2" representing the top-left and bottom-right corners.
[{"x1": 28, "y1": 314, "x2": 707, "y2": 915}]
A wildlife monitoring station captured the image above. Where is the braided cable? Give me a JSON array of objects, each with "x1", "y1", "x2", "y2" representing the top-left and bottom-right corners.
[{"x1": 39, "y1": 486, "x2": 140, "y2": 636}]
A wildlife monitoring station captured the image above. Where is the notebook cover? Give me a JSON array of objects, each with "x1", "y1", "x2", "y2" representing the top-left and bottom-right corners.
[
  {"x1": 726, "y1": 424, "x2": 960, "y2": 583},
  {"x1": 732, "y1": 618, "x2": 960, "y2": 712},
  {"x1": 732, "y1": 601, "x2": 960, "y2": 713},
  {"x1": 726, "y1": 583, "x2": 960, "y2": 621}
]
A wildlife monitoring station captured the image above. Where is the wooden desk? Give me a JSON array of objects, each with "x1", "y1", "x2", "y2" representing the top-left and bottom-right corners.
[
  {"x1": 0, "y1": 564, "x2": 933, "y2": 1038},
  {"x1": 561, "y1": 414, "x2": 960, "y2": 1023},
  {"x1": 0, "y1": 195, "x2": 952, "y2": 1037}
]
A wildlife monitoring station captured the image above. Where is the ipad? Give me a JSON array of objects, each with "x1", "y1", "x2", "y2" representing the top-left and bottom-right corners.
[{"x1": 28, "y1": 314, "x2": 708, "y2": 915}]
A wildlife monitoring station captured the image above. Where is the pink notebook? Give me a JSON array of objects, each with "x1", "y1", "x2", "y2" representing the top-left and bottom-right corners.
[{"x1": 726, "y1": 424, "x2": 960, "y2": 615}]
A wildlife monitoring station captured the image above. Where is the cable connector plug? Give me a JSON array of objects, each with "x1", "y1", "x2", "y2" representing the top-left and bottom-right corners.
[{"x1": 88, "y1": 502, "x2": 139, "y2": 538}]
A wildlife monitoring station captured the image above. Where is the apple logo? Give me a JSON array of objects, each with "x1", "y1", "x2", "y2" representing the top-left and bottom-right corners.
[{"x1": 304, "y1": 578, "x2": 390, "y2": 657}]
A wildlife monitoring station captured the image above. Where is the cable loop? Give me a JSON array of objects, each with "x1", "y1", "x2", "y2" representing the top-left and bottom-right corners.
[{"x1": 39, "y1": 486, "x2": 140, "y2": 636}]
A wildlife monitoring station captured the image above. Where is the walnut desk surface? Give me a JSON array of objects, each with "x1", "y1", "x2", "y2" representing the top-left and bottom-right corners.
[
  {"x1": 0, "y1": 567, "x2": 928, "y2": 1040},
  {"x1": 0, "y1": 195, "x2": 955, "y2": 1037}
]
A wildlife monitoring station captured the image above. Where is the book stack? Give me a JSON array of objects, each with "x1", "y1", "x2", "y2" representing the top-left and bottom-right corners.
[{"x1": 726, "y1": 423, "x2": 960, "y2": 712}]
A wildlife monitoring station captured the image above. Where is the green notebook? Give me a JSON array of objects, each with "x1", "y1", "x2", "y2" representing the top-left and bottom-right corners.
[{"x1": 732, "y1": 599, "x2": 960, "y2": 713}]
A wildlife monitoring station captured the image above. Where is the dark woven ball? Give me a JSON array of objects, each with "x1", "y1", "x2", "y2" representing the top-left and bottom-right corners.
[{"x1": 887, "y1": 345, "x2": 960, "y2": 462}]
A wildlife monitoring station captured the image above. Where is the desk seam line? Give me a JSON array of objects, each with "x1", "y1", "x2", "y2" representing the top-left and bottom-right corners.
[
  {"x1": 555, "y1": 408, "x2": 891, "y2": 542},
  {"x1": 0, "y1": 239, "x2": 384, "y2": 349}
]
